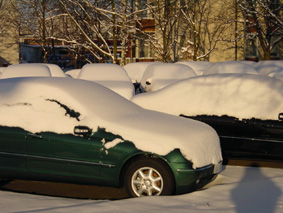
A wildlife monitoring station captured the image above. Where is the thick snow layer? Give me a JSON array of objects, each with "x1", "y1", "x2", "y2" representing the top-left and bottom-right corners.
[
  {"x1": 269, "y1": 71, "x2": 283, "y2": 81},
  {"x1": 78, "y1": 64, "x2": 135, "y2": 100},
  {"x1": 176, "y1": 61, "x2": 213, "y2": 75},
  {"x1": 36, "y1": 63, "x2": 66, "y2": 77},
  {"x1": 140, "y1": 63, "x2": 196, "y2": 92},
  {"x1": 0, "y1": 64, "x2": 52, "y2": 79},
  {"x1": 132, "y1": 74, "x2": 283, "y2": 120},
  {"x1": 0, "y1": 77, "x2": 221, "y2": 168},
  {"x1": 1, "y1": 165, "x2": 283, "y2": 213},
  {"x1": 123, "y1": 62, "x2": 161, "y2": 83},
  {"x1": 254, "y1": 60, "x2": 283, "y2": 75},
  {"x1": 204, "y1": 61, "x2": 258, "y2": 75}
]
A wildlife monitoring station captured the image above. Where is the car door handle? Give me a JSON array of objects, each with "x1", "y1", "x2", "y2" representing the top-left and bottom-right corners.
[{"x1": 27, "y1": 133, "x2": 43, "y2": 139}]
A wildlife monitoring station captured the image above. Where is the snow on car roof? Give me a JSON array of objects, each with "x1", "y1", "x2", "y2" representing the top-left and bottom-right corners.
[
  {"x1": 123, "y1": 62, "x2": 162, "y2": 83},
  {"x1": 140, "y1": 63, "x2": 196, "y2": 92},
  {"x1": 35, "y1": 63, "x2": 66, "y2": 77},
  {"x1": 0, "y1": 64, "x2": 52, "y2": 79},
  {"x1": 78, "y1": 63, "x2": 135, "y2": 100},
  {"x1": 0, "y1": 77, "x2": 221, "y2": 168},
  {"x1": 176, "y1": 61, "x2": 213, "y2": 75},
  {"x1": 204, "y1": 61, "x2": 258, "y2": 75},
  {"x1": 65, "y1": 69, "x2": 81, "y2": 78},
  {"x1": 132, "y1": 74, "x2": 283, "y2": 121},
  {"x1": 254, "y1": 60, "x2": 283, "y2": 76}
]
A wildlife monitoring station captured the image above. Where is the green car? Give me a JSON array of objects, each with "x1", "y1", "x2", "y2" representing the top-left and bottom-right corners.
[{"x1": 0, "y1": 77, "x2": 222, "y2": 197}]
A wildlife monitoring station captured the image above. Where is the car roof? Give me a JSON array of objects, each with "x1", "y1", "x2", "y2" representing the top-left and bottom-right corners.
[{"x1": 78, "y1": 64, "x2": 134, "y2": 99}]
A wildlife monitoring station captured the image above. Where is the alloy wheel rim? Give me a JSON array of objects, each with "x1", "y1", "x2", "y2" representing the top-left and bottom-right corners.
[{"x1": 131, "y1": 167, "x2": 163, "y2": 196}]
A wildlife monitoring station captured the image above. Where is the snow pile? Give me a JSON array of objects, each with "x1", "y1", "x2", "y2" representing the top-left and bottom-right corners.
[
  {"x1": 140, "y1": 63, "x2": 196, "y2": 92},
  {"x1": 123, "y1": 62, "x2": 160, "y2": 83},
  {"x1": 204, "y1": 61, "x2": 258, "y2": 75},
  {"x1": 132, "y1": 74, "x2": 283, "y2": 120},
  {"x1": 78, "y1": 64, "x2": 135, "y2": 100},
  {"x1": 176, "y1": 61, "x2": 213, "y2": 75},
  {"x1": 0, "y1": 77, "x2": 221, "y2": 168},
  {"x1": 0, "y1": 64, "x2": 52, "y2": 79}
]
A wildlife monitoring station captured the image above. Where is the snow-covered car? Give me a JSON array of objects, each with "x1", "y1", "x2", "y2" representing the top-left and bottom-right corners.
[
  {"x1": 132, "y1": 74, "x2": 283, "y2": 162},
  {"x1": 77, "y1": 64, "x2": 135, "y2": 99},
  {"x1": 0, "y1": 77, "x2": 222, "y2": 197},
  {"x1": 0, "y1": 64, "x2": 66, "y2": 79},
  {"x1": 140, "y1": 63, "x2": 196, "y2": 92},
  {"x1": 0, "y1": 64, "x2": 52, "y2": 79}
]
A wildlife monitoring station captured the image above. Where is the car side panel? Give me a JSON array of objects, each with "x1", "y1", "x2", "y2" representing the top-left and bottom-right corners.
[
  {"x1": 26, "y1": 132, "x2": 102, "y2": 181},
  {"x1": 0, "y1": 126, "x2": 27, "y2": 176}
]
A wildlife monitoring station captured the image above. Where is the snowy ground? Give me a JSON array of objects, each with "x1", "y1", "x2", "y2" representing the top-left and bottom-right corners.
[{"x1": 1, "y1": 165, "x2": 283, "y2": 213}]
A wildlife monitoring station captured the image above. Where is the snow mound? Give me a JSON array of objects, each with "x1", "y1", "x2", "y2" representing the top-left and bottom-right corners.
[
  {"x1": 132, "y1": 74, "x2": 283, "y2": 120},
  {"x1": 78, "y1": 64, "x2": 135, "y2": 100},
  {"x1": 141, "y1": 63, "x2": 196, "y2": 92}
]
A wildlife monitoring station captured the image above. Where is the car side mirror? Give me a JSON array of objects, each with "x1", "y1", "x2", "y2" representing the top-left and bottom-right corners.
[
  {"x1": 279, "y1": 113, "x2": 283, "y2": 121},
  {"x1": 74, "y1": 126, "x2": 92, "y2": 137}
]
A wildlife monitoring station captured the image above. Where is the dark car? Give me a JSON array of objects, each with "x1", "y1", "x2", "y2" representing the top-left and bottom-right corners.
[
  {"x1": 132, "y1": 73, "x2": 283, "y2": 163},
  {"x1": 181, "y1": 114, "x2": 283, "y2": 162},
  {"x1": 0, "y1": 77, "x2": 222, "y2": 197}
]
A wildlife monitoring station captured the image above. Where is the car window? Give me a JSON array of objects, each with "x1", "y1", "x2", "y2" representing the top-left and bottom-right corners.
[{"x1": 0, "y1": 97, "x2": 81, "y2": 134}]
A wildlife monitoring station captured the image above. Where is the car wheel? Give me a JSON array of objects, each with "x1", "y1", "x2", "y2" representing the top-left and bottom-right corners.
[{"x1": 124, "y1": 158, "x2": 175, "y2": 197}]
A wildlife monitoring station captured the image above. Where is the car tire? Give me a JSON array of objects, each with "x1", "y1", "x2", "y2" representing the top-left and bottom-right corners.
[{"x1": 124, "y1": 158, "x2": 175, "y2": 197}]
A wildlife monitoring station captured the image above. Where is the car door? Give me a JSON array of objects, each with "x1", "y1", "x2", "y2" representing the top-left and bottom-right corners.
[
  {"x1": 26, "y1": 129, "x2": 103, "y2": 182},
  {"x1": 0, "y1": 126, "x2": 27, "y2": 176}
]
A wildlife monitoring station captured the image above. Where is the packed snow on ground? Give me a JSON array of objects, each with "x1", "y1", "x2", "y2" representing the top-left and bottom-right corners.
[
  {"x1": 0, "y1": 77, "x2": 221, "y2": 168},
  {"x1": 140, "y1": 63, "x2": 196, "y2": 92},
  {"x1": 1, "y1": 165, "x2": 283, "y2": 213},
  {"x1": 132, "y1": 74, "x2": 283, "y2": 121},
  {"x1": 78, "y1": 64, "x2": 135, "y2": 100}
]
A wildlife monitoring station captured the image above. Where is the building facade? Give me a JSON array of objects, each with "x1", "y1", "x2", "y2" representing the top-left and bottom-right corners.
[{"x1": 0, "y1": 0, "x2": 19, "y2": 67}]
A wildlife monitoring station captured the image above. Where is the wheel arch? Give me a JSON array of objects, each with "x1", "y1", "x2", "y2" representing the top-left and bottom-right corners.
[{"x1": 119, "y1": 153, "x2": 176, "y2": 192}]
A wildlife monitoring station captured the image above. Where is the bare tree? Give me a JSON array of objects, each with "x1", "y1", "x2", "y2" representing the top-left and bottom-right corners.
[
  {"x1": 239, "y1": 0, "x2": 283, "y2": 60},
  {"x1": 139, "y1": 0, "x2": 183, "y2": 62},
  {"x1": 179, "y1": 0, "x2": 235, "y2": 61},
  {"x1": 18, "y1": 0, "x2": 60, "y2": 62}
]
